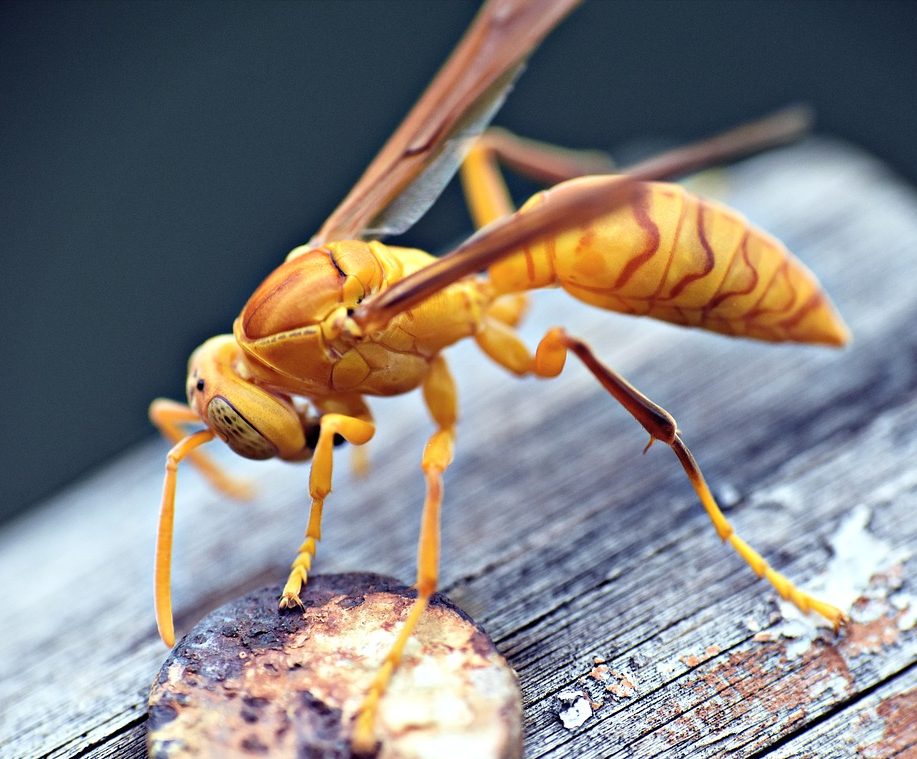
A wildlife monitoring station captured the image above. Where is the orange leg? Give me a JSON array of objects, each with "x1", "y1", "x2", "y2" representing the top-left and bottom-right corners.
[
  {"x1": 534, "y1": 327, "x2": 847, "y2": 630},
  {"x1": 351, "y1": 355, "x2": 457, "y2": 753},
  {"x1": 280, "y1": 399, "x2": 375, "y2": 609},
  {"x1": 149, "y1": 398, "x2": 253, "y2": 499},
  {"x1": 154, "y1": 428, "x2": 216, "y2": 647},
  {"x1": 460, "y1": 127, "x2": 615, "y2": 229},
  {"x1": 460, "y1": 129, "x2": 612, "y2": 331},
  {"x1": 475, "y1": 322, "x2": 846, "y2": 630}
]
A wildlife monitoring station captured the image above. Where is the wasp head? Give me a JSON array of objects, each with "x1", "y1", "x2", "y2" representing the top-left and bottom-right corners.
[{"x1": 186, "y1": 335, "x2": 309, "y2": 461}]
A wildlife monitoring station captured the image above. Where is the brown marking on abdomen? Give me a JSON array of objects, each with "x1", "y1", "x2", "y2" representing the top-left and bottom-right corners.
[
  {"x1": 777, "y1": 291, "x2": 825, "y2": 332},
  {"x1": 647, "y1": 192, "x2": 689, "y2": 312},
  {"x1": 523, "y1": 244, "x2": 536, "y2": 283},
  {"x1": 668, "y1": 201, "x2": 716, "y2": 299},
  {"x1": 744, "y1": 258, "x2": 795, "y2": 322},
  {"x1": 705, "y1": 231, "x2": 756, "y2": 310},
  {"x1": 614, "y1": 187, "x2": 660, "y2": 290}
]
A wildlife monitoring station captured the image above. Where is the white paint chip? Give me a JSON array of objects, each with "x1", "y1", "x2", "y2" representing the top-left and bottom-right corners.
[
  {"x1": 771, "y1": 504, "x2": 907, "y2": 658},
  {"x1": 556, "y1": 690, "x2": 593, "y2": 729},
  {"x1": 656, "y1": 658, "x2": 682, "y2": 680},
  {"x1": 892, "y1": 592, "x2": 917, "y2": 631}
]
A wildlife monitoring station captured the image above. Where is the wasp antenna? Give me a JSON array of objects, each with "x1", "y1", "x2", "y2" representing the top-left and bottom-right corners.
[{"x1": 155, "y1": 429, "x2": 215, "y2": 648}]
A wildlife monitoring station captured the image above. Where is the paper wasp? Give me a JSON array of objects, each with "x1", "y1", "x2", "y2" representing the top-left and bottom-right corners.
[{"x1": 149, "y1": 0, "x2": 849, "y2": 750}]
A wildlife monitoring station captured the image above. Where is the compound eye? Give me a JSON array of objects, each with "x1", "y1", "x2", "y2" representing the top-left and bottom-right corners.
[{"x1": 206, "y1": 396, "x2": 277, "y2": 460}]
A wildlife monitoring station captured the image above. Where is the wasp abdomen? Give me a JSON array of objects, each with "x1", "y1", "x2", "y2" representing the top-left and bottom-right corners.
[{"x1": 489, "y1": 179, "x2": 848, "y2": 346}]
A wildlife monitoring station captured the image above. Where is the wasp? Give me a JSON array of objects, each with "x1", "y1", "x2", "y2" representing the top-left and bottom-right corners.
[{"x1": 149, "y1": 0, "x2": 849, "y2": 750}]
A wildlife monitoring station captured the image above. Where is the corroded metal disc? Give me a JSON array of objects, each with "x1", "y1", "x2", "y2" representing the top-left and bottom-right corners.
[{"x1": 147, "y1": 574, "x2": 521, "y2": 758}]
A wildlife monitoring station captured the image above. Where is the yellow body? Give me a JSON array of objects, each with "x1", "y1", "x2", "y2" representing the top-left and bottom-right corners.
[
  {"x1": 231, "y1": 177, "x2": 845, "y2": 415},
  {"x1": 234, "y1": 240, "x2": 488, "y2": 401},
  {"x1": 489, "y1": 178, "x2": 847, "y2": 346}
]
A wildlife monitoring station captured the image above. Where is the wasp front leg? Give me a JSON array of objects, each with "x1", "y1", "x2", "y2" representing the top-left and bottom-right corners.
[
  {"x1": 149, "y1": 398, "x2": 253, "y2": 500},
  {"x1": 352, "y1": 355, "x2": 457, "y2": 753},
  {"x1": 280, "y1": 396, "x2": 375, "y2": 610}
]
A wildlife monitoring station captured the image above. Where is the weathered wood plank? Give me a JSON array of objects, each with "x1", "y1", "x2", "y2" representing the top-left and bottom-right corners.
[
  {"x1": 768, "y1": 665, "x2": 916, "y2": 759},
  {"x1": 1, "y1": 141, "x2": 915, "y2": 758},
  {"x1": 503, "y1": 397, "x2": 917, "y2": 758}
]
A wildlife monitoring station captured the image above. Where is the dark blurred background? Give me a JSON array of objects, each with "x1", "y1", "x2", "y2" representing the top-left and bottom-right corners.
[{"x1": 2, "y1": 0, "x2": 915, "y2": 523}]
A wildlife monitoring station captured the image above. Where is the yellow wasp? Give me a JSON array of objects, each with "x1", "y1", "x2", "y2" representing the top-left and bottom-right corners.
[{"x1": 149, "y1": 0, "x2": 848, "y2": 750}]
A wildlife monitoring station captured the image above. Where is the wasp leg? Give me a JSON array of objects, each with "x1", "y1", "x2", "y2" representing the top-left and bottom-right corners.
[
  {"x1": 533, "y1": 327, "x2": 847, "y2": 630},
  {"x1": 155, "y1": 428, "x2": 216, "y2": 647},
  {"x1": 461, "y1": 127, "x2": 615, "y2": 229},
  {"x1": 461, "y1": 129, "x2": 613, "y2": 329},
  {"x1": 352, "y1": 355, "x2": 456, "y2": 754},
  {"x1": 350, "y1": 443, "x2": 371, "y2": 480},
  {"x1": 280, "y1": 398, "x2": 375, "y2": 610},
  {"x1": 149, "y1": 398, "x2": 253, "y2": 500},
  {"x1": 474, "y1": 323, "x2": 846, "y2": 630}
]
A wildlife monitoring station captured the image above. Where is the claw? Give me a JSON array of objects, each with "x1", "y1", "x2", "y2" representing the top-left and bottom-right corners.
[
  {"x1": 279, "y1": 592, "x2": 304, "y2": 610},
  {"x1": 351, "y1": 711, "x2": 379, "y2": 756},
  {"x1": 795, "y1": 591, "x2": 848, "y2": 633}
]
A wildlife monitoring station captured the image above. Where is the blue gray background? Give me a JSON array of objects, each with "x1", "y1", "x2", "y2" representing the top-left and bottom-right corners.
[{"x1": 2, "y1": 0, "x2": 915, "y2": 521}]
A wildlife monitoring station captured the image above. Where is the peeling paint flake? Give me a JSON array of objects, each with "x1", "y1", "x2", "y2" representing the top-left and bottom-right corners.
[
  {"x1": 555, "y1": 690, "x2": 593, "y2": 729},
  {"x1": 678, "y1": 645, "x2": 721, "y2": 669},
  {"x1": 767, "y1": 505, "x2": 910, "y2": 659},
  {"x1": 891, "y1": 592, "x2": 917, "y2": 632},
  {"x1": 656, "y1": 657, "x2": 683, "y2": 679},
  {"x1": 604, "y1": 670, "x2": 636, "y2": 700},
  {"x1": 588, "y1": 663, "x2": 610, "y2": 682},
  {"x1": 744, "y1": 616, "x2": 763, "y2": 633}
]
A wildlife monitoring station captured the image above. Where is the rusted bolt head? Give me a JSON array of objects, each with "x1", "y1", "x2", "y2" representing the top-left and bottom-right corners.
[{"x1": 147, "y1": 574, "x2": 521, "y2": 758}]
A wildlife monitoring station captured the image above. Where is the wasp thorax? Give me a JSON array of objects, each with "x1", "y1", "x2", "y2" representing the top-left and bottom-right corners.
[{"x1": 206, "y1": 396, "x2": 277, "y2": 460}]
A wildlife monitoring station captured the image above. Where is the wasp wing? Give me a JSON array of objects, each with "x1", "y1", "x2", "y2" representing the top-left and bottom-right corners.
[
  {"x1": 352, "y1": 106, "x2": 813, "y2": 333},
  {"x1": 310, "y1": 0, "x2": 581, "y2": 246}
]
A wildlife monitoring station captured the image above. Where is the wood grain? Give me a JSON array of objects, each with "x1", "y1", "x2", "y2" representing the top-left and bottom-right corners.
[{"x1": 1, "y1": 140, "x2": 915, "y2": 758}]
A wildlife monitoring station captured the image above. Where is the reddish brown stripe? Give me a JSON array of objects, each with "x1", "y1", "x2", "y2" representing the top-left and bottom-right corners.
[
  {"x1": 704, "y1": 230, "x2": 756, "y2": 311},
  {"x1": 614, "y1": 188, "x2": 660, "y2": 290},
  {"x1": 777, "y1": 291, "x2": 825, "y2": 331},
  {"x1": 545, "y1": 235, "x2": 557, "y2": 282},
  {"x1": 744, "y1": 258, "x2": 788, "y2": 322},
  {"x1": 647, "y1": 191, "x2": 688, "y2": 312},
  {"x1": 611, "y1": 294, "x2": 636, "y2": 314},
  {"x1": 327, "y1": 249, "x2": 346, "y2": 279},
  {"x1": 668, "y1": 201, "x2": 716, "y2": 299}
]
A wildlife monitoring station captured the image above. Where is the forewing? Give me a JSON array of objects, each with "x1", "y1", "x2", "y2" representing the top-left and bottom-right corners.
[
  {"x1": 352, "y1": 106, "x2": 813, "y2": 333},
  {"x1": 311, "y1": 0, "x2": 581, "y2": 246},
  {"x1": 352, "y1": 175, "x2": 642, "y2": 333}
]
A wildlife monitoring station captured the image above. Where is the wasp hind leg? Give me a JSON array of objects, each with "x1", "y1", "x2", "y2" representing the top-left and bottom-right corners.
[
  {"x1": 474, "y1": 322, "x2": 846, "y2": 630},
  {"x1": 460, "y1": 129, "x2": 614, "y2": 333},
  {"x1": 280, "y1": 398, "x2": 375, "y2": 610},
  {"x1": 460, "y1": 127, "x2": 615, "y2": 229},
  {"x1": 534, "y1": 327, "x2": 846, "y2": 630},
  {"x1": 351, "y1": 355, "x2": 456, "y2": 753}
]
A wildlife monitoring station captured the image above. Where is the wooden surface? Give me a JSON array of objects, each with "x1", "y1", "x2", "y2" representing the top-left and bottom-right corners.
[{"x1": 2, "y1": 140, "x2": 916, "y2": 758}]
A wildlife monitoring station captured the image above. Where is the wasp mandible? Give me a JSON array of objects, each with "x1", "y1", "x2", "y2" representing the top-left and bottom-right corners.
[{"x1": 149, "y1": 0, "x2": 849, "y2": 750}]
